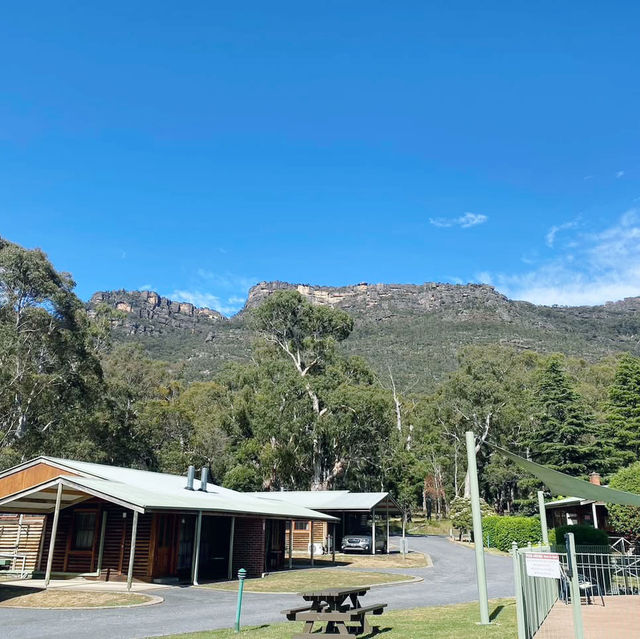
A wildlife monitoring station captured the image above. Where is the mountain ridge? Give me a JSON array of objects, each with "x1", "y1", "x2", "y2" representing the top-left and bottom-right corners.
[{"x1": 88, "y1": 281, "x2": 640, "y2": 389}]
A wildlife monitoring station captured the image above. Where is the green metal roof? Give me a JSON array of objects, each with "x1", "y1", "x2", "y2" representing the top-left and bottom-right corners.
[
  {"x1": 250, "y1": 490, "x2": 402, "y2": 513},
  {"x1": 0, "y1": 457, "x2": 338, "y2": 521}
]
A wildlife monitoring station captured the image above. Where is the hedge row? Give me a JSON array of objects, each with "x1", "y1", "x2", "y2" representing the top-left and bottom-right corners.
[
  {"x1": 482, "y1": 516, "x2": 542, "y2": 551},
  {"x1": 550, "y1": 524, "x2": 609, "y2": 548}
]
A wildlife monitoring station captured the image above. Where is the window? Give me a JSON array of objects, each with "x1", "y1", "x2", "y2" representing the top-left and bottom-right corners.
[
  {"x1": 294, "y1": 521, "x2": 310, "y2": 531},
  {"x1": 73, "y1": 512, "x2": 97, "y2": 550}
]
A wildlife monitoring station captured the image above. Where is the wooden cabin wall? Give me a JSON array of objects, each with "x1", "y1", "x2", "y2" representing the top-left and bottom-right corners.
[
  {"x1": 0, "y1": 514, "x2": 45, "y2": 571},
  {"x1": 285, "y1": 521, "x2": 327, "y2": 551},
  {"x1": 40, "y1": 500, "x2": 153, "y2": 580}
]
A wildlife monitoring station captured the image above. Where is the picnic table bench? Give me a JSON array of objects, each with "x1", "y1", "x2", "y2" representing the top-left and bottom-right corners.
[{"x1": 281, "y1": 586, "x2": 387, "y2": 636}]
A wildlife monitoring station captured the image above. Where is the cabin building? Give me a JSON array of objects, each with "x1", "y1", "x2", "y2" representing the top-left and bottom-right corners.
[
  {"x1": 251, "y1": 491, "x2": 403, "y2": 555},
  {"x1": 0, "y1": 457, "x2": 336, "y2": 587}
]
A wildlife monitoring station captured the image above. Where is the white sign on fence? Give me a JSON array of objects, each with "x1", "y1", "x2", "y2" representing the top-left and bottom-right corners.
[{"x1": 525, "y1": 552, "x2": 561, "y2": 579}]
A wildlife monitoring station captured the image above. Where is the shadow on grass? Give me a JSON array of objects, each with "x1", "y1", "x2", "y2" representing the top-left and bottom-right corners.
[{"x1": 0, "y1": 585, "x2": 43, "y2": 603}]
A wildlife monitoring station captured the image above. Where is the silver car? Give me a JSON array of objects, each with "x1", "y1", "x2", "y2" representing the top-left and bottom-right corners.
[{"x1": 341, "y1": 532, "x2": 386, "y2": 553}]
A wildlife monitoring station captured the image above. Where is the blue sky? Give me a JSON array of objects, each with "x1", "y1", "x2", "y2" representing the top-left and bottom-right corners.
[{"x1": 1, "y1": 2, "x2": 639, "y2": 315}]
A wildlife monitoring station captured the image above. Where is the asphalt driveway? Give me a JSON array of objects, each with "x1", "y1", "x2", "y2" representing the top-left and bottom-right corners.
[{"x1": 1, "y1": 535, "x2": 514, "y2": 639}]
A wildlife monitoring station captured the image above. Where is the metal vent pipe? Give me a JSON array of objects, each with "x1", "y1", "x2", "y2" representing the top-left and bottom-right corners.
[
  {"x1": 200, "y1": 467, "x2": 209, "y2": 492},
  {"x1": 186, "y1": 465, "x2": 195, "y2": 490}
]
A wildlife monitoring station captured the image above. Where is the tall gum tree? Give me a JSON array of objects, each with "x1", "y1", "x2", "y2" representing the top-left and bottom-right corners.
[{"x1": 251, "y1": 290, "x2": 392, "y2": 490}]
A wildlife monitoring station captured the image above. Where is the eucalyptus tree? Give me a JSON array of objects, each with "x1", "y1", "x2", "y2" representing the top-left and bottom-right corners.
[
  {"x1": 0, "y1": 238, "x2": 102, "y2": 465},
  {"x1": 250, "y1": 291, "x2": 393, "y2": 490}
]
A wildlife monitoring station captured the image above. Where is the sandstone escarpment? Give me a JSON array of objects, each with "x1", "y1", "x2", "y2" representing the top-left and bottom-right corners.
[{"x1": 89, "y1": 290, "x2": 225, "y2": 336}]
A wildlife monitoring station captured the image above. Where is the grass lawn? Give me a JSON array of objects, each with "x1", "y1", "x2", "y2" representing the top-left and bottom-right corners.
[
  {"x1": 293, "y1": 551, "x2": 430, "y2": 569},
  {"x1": 157, "y1": 598, "x2": 516, "y2": 638},
  {"x1": 203, "y1": 568, "x2": 415, "y2": 593},
  {"x1": 0, "y1": 585, "x2": 152, "y2": 608}
]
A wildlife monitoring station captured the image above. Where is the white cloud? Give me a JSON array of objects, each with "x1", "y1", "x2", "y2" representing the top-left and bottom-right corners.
[
  {"x1": 429, "y1": 212, "x2": 488, "y2": 229},
  {"x1": 545, "y1": 220, "x2": 579, "y2": 248},
  {"x1": 171, "y1": 289, "x2": 247, "y2": 316},
  {"x1": 484, "y1": 210, "x2": 640, "y2": 306},
  {"x1": 616, "y1": 170, "x2": 625, "y2": 178},
  {"x1": 168, "y1": 270, "x2": 258, "y2": 316},
  {"x1": 138, "y1": 284, "x2": 153, "y2": 291}
]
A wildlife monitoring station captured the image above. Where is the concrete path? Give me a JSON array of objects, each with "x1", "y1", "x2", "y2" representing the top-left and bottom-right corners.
[{"x1": 0, "y1": 535, "x2": 514, "y2": 638}]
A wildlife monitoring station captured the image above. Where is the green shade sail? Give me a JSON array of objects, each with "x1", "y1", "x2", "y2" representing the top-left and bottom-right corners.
[{"x1": 488, "y1": 444, "x2": 640, "y2": 507}]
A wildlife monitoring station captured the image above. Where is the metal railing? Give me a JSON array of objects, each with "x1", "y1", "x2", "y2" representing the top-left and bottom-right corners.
[
  {"x1": 0, "y1": 551, "x2": 28, "y2": 578},
  {"x1": 512, "y1": 543, "x2": 562, "y2": 639}
]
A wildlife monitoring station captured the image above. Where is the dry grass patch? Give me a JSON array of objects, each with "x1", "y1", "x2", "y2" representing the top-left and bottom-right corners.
[
  {"x1": 294, "y1": 551, "x2": 430, "y2": 569},
  {"x1": 204, "y1": 568, "x2": 415, "y2": 593},
  {"x1": 0, "y1": 585, "x2": 152, "y2": 608}
]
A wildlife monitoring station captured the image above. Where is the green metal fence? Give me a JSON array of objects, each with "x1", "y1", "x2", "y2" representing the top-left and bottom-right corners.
[{"x1": 512, "y1": 543, "x2": 564, "y2": 639}]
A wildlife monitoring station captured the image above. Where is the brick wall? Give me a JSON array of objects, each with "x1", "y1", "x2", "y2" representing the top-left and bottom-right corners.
[{"x1": 232, "y1": 517, "x2": 265, "y2": 577}]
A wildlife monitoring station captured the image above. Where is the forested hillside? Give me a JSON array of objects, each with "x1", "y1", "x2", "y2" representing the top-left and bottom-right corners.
[
  {"x1": 90, "y1": 282, "x2": 640, "y2": 391},
  {"x1": 3, "y1": 237, "x2": 640, "y2": 519}
]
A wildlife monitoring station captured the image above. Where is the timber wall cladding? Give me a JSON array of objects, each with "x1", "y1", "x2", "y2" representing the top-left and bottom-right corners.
[
  {"x1": 286, "y1": 521, "x2": 327, "y2": 551},
  {"x1": 232, "y1": 517, "x2": 265, "y2": 577},
  {"x1": 0, "y1": 514, "x2": 45, "y2": 570},
  {"x1": 0, "y1": 462, "x2": 79, "y2": 498},
  {"x1": 41, "y1": 500, "x2": 153, "y2": 580}
]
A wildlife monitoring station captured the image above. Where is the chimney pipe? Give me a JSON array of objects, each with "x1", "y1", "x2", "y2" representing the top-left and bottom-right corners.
[
  {"x1": 200, "y1": 467, "x2": 209, "y2": 492},
  {"x1": 589, "y1": 472, "x2": 601, "y2": 486},
  {"x1": 186, "y1": 465, "x2": 195, "y2": 490}
]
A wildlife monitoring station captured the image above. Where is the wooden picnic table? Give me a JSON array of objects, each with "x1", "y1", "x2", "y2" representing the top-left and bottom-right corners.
[{"x1": 282, "y1": 585, "x2": 387, "y2": 637}]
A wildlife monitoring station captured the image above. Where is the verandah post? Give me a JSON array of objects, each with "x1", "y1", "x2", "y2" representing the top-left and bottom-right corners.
[
  {"x1": 371, "y1": 508, "x2": 376, "y2": 555},
  {"x1": 127, "y1": 511, "x2": 139, "y2": 592},
  {"x1": 192, "y1": 511, "x2": 203, "y2": 585},
  {"x1": 96, "y1": 510, "x2": 108, "y2": 574},
  {"x1": 44, "y1": 482, "x2": 63, "y2": 588},
  {"x1": 465, "y1": 430, "x2": 490, "y2": 625},
  {"x1": 227, "y1": 516, "x2": 235, "y2": 580},
  {"x1": 288, "y1": 520, "x2": 293, "y2": 569}
]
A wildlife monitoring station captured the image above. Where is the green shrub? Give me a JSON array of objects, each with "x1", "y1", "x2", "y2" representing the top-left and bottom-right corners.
[
  {"x1": 552, "y1": 524, "x2": 609, "y2": 548},
  {"x1": 608, "y1": 462, "x2": 640, "y2": 540},
  {"x1": 450, "y1": 496, "x2": 494, "y2": 537},
  {"x1": 482, "y1": 516, "x2": 542, "y2": 551}
]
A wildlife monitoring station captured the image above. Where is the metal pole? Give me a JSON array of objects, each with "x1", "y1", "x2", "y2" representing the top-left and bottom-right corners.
[
  {"x1": 192, "y1": 511, "x2": 203, "y2": 585},
  {"x1": 227, "y1": 516, "x2": 235, "y2": 580},
  {"x1": 511, "y1": 542, "x2": 527, "y2": 639},
  {"x1": 310, "y1": 521, "x2": 314, "y2": 566},
  {"x1": 386, "y1": 502, "x2": 390, "y2": 554},
  {"x1": 127, "y1": 511, "x2": 139, "y2": 592},
  {"x1": 371, "y1": 508, "x2": 376, "y2": 555},
  {"x1": 44, "y1": 483, "x2": 63, "y2": 588},
  {"x1": 96, "y1": 510, "x2": 108, "y2": 574},
  {"x1": 332, "y1": 522, "x2": 336, "y2": 562},
  {"x1": 235, "y1": 568, "x2": 247, "y2": 632},
  {"x1": 465, "y1": 430, "x2": 490, "y2": 625},
  {"x1": 538, "y1": 491, "x2": 549, "y2": 546},
  {"x1": 402, "y1": 511, "x2": 406, "y2": 557},
  {"x1": 591, "y1": 503, "x2": 599, "y2": 529},
  {"x1": 288, "y1": 520, "x2": 293, "y2": 569},
  {"x1": 566, "y1": 532, "x2": 585, "y2": 639}
]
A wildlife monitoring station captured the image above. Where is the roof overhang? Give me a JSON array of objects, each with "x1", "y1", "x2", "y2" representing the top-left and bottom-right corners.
[
  {"x1": 0, "y1": 477, "x2": 145, "y2": 514},
  {"x1": 0, "y1": 477, "x2": 338, "y2": 521}
]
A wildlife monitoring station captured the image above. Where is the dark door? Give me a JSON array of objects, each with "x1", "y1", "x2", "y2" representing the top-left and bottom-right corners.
[{"x1": 153, "y1": 514, "x2": 177, "y2": 577}]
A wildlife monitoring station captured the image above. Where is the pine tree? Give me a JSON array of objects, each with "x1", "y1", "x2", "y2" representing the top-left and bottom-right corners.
[
  {"x1": 605, "y1": 354, "x2": 640, "y2": 468},
  {"x1": 530, "y1": 356, "x2": 604, "y2": 476}
]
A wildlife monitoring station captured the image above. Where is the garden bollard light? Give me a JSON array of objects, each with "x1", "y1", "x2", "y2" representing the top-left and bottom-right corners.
[{"x1": 235, "y1": 568, "x2": 247, "y2": 632}]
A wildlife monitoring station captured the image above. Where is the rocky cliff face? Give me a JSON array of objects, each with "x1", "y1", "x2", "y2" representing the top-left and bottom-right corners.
[
  {"x1": 89, "y1": 290, "x2": 225, "y2": 335},
  {"x1": 244, "y1": 280, "x2": 517, "y2": 321}
]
